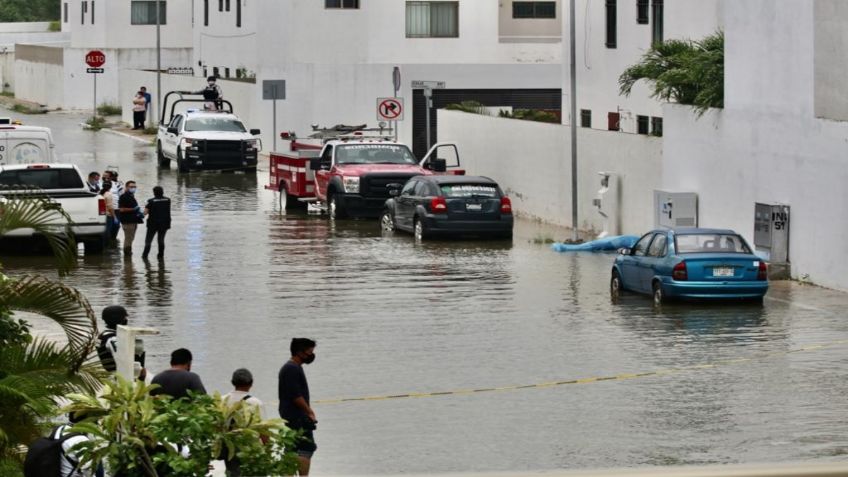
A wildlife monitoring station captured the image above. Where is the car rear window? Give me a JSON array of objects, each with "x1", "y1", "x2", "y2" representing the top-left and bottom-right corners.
[
  {"x1": 675, "y1": 233, "x2": 752, "y2": 254},
  {"x1": 439, "y1": 184, "x2": 499, "y2": 198},
  {"x1": 0, "y1": 169, "x2": 84, "y2": 189}
]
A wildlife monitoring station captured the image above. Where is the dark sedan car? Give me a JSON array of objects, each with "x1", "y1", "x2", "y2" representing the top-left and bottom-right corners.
[{"x1": 380, "y1": 175, "x2": 514, "y2": 240}]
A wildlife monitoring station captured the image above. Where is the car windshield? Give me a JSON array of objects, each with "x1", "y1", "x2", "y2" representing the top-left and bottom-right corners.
[
  {"x1": 184, "y1": 117, "x2": 246, "y2": 132},
  {"x1": 440, "y1": 184, "x2": 499, "y2": 198},
  {"x1": 335, "y1": 144, "x2": 417, "y2": 165},
  {"x1": 0, "y1": 169, "x2": 84, "y2": 189},
  {"x1": 675, "y1": 233, "x2": 752, "y2": 254}
]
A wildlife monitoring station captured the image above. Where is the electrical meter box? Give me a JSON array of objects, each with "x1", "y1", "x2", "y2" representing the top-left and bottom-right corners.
[
  {"x1": 754, "y1": 203, "x2": 790, "y2": 278},
  {"x1": 654, "y1": 191, "x2": 698, "y2": 228}
]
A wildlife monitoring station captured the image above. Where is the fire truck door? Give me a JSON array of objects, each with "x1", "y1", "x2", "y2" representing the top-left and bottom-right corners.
[{"x1": 314, "y1": 144, "x2": 333, "y2": 200}]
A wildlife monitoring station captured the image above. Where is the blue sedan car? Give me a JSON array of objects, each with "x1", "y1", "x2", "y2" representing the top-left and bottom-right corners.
[{"x1": 610, "y1": 228, "x2": 768, "y2": 305}]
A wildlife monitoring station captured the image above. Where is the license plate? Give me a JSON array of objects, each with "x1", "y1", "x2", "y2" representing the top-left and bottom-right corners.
[
  {"x1": 466, "y1": 203, "x2": 482, "y2": 211},
  {"x1": 713, "y1": 267, "x2": 734, "y2": 277}
]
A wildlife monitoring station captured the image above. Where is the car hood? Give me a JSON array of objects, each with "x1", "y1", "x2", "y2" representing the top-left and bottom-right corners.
[
  {"x1": 183, "y1": 131, "x2": 253, "y2": 140},
  {"x1": 334, "y1": 164, "x2": 430, "y2": 175}
]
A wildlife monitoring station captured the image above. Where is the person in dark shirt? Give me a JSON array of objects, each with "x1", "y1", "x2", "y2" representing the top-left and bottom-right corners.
[
  {"x1": 278, "y1": 338, "x2": 317, "y2": 476},
  {"x1": 150, "y1": 348, "x2": 206, "y2": 400},
  {"x1": 117, "y1": 180, "x2": 144, "y2": 255},
  {"x1": 142, "y1": 186, "x2": 172, "y2": 260}
]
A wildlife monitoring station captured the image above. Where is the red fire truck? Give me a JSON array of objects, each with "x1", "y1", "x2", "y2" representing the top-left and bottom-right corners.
[{"x1": 266, "y1": 125, "x2": 464, "y2": 218}]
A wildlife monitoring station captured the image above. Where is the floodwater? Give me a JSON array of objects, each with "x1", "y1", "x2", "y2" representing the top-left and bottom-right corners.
[{"x1": 3, "y1": 109, "x2": 848, "y2": 475}]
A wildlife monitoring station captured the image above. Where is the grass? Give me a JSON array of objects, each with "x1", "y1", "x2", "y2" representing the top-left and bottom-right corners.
[
  {"x1": 142, "y1": 126, "x2": 158, "y2": 135},
  {"x1": 0, "y1": 91, "x2": 14, "y2": 98},
  {"x1": 11, "y1": 103, "x2": 45, "y2": 115},
  {"x1": 85, "y1": 116, "x2": 107, "y2": 131},
  {"x1": 97, "y1": 103, "x2": 122, "y2": 116},
  {"x1": 531, "y1": 235, "x2": 557, "y2": 245}
]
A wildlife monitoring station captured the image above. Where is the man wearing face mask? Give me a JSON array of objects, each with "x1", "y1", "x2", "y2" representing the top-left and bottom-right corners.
[
  {"x1": 117, "y1": 180, "x2": 144, "y2": 255},
  {"x1": 278, "y1": 338, "x2": 318, "y2": 476}
]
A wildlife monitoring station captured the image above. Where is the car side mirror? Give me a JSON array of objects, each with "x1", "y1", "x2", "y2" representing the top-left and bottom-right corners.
[
  {"x1": 430, "y1": 158, "x2": 447, "y2": 173},
  {"x1": 618, "y1": 248, "x2": 631, "y2": 255},
  {"x1": 167, "y1": 127, "x2": 178, "y2": 135},
  {"x1": 250, "y1": 129, "x2": 261, "y2": 136}
]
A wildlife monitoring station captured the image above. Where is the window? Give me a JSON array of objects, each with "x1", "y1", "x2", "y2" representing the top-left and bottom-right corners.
[
  {"x1": 325, "y1": 0, "x2": 360, "y2": 8},
  {"x1": 224, "y1": 67, "x2": 230, "y2": 78},
  {"x1": 225, "y1": 0, "x2": 230, "y2": 11},
  {"x1": 632, "y1": 233, "x2": 654, "y2": 256},
  {"x1": 401, "y1": 180, "x2": 417, "y2": 196},
  {"x1": 605, "y1": 0, "x2": 617, "y2": 48},
  {"x1": 63, "y1": 2, "x2": 68, "y2": 22},
  {"x1": 406, "y1": 2, "x2": 459, "y2": 38},
  {"x1": 637, "y1": 0, "x2": 648, "y2": 24},
  {"x1": 512, "y1": 1, "x2": 556, "y2": 19},
  {"x1": 608, "y1": 112, "x2": 620, "y2": 131},
  {"x1": 204, "y1": 0, "x2": 209, "y2": 26},
  {"x1": 131, "y1": 1, "x2": 167, "y2": 25},
  {"x1": 647, "y1": 234, "x2": 667, "y2": 257},
  {"x1": 236, "y1": 0, "x2": 241, "y2": 27},
  {"x1": 637, "y1": 115, "x2": 649, "y2": 134},
  {"x1": 0, "y1": 169, "x2": 84, "y2": 189},
  {"x1": 651, "y1": 116, "x2": 663, "y2": 136},
  {"x1": 580, "y1": 109, "x2": 591, "y2": 128},
  {"x1": 675, "y1": 234, "x2": 752, "y2": 254},
  {"x1": 91, "y1": 1, "x2": 95, "y2": 24},
  {"x1": 219, "y1": 0, "x2": 223, "y2": 12},
  {"x1": 81, "y1": 1, "x2": 86, "y2": 24},
  {"x1": 651, "y1": 0, "x2": 663, "y2": 44}
]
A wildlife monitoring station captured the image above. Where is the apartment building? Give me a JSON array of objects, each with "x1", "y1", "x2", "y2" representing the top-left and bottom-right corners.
[{"x1": 194, "y1": 0, "x2": 563, "y2": 156}]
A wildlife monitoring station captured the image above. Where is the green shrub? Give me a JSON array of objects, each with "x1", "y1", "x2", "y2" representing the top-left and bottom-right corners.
[
  {"x1": 85, "y1": 116, "x2": 107, "y2": 131},
  {"x1": 0, "y1": 91, "x2": 14, "y2": 98},
  {"x1": 48, "y1": 20, "x2": 61, "y2": 32},
  {"x1": 96, "y1": 103, "x2": 122, "y2": 116},
  {"x1": 499, "y1": 109, "x2": 560, "y2": 123},
  {"x1": 445, "y1": 100, "x2": 488, "y2": 115},
  {"x1": 11, "y1": 103, "x2": 45, "y2": 114}
]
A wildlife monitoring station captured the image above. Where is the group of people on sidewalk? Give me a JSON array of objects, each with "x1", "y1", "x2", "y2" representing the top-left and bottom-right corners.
[
  {"x1": 36, "y1": 305, "x2": 319, "y2": 477},
  {"x1": 86, "y1": 171, "x2": 171, "y2": 260}
]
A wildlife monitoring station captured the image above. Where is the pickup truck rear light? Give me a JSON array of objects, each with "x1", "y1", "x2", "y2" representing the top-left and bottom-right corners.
[
  {"x1": 757, "y1": 261, "x2": 768, "y2": 280},
  {"x1": 98, "y1": 197, "x2": 106, "y2": 216},
  {"x1": 430, "y1": 196, "x2": 447, "y2": 214},
  {"x1": 27, "y1": 164, "x2": 50, "y2": 169},
  {"x1": 672, "y1": 261, "x2": 688, "y2": 281},
  {"x1": 500, "y1": 197, "x2": 512, "y2": 214}
]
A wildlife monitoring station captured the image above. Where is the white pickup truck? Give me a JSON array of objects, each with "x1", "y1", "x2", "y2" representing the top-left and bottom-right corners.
[
  {"x1": 0, "y1": 163, "x2": 107, "y2": 253},
  {"x1": 156, "y1": 92, "x2": 261, "y2": 173}
]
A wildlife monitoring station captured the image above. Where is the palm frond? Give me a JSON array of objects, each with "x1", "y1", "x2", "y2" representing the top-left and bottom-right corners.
[
  {"x1": 0, "y1": 276, "x2": 97, "y2": 368},
  {"x1": 0, "y1": 189, "x2": 78, "y2": 274}
]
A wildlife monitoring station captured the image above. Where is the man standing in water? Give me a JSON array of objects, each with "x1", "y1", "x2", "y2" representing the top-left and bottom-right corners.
[{"x1": 278, "y1": 338, "x2": 318, "y2": 476}]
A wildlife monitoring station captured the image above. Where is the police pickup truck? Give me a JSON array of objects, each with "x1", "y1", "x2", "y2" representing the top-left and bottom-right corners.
[
  {"x1": 156, "y1": 92, "x2": 261, "y2": 173},
  {"x1": 0, "y1": 163, "x2": 107, "y2": 253}
]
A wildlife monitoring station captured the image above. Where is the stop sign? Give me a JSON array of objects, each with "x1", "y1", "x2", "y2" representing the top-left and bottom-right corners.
[{"x1": 85, "y1": 50, "x2": 105, "y2": 68}]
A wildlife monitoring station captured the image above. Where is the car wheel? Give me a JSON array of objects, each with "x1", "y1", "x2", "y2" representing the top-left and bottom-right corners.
[
  {"x1": 176, "y1": 149, "x2": 189, "y2": 173},
  {"x1": 414, "y1": 217, "x2": 428, "y2": 242},
  {"x1": 157, "y1": 142, "x2": 169, "y2": 168},
  {"x1": 652, "y1": 281, "x2": 665, "y2": 306},
  {"x1": 380, "y1": 210, "x2": 396, "y2": 233},
  {"x1": 328, "y1": 194, "x2": 347, "y2": 219},
  {"x1": 279, "y1": 183, "x2": 303, "y2": 211},
  {"x1": 610, "y1": 271, "x2": 622, "y2": 301}
]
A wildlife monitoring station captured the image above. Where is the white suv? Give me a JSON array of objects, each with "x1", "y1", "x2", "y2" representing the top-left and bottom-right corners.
[{"x1": 157, "y1": 109, "x2": 261, "y2": 173}]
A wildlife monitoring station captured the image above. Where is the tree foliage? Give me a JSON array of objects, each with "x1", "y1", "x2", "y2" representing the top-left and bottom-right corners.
[
  {"x1": 619, "y1": 31, "x2": 724, "y2": 115},
  {"x1": 0, "y1": 0, "x2": 60, "y2": 22},
  {"x1": 66, "y1": 379, "x2": 301, "y2": 477}
]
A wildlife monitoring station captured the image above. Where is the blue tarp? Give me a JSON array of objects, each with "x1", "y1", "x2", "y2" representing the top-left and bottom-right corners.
[{"x1": 551, "y1": 235, "x2": 639, "y2": 253}]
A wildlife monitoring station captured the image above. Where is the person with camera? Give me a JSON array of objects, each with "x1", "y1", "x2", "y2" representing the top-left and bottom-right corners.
[
  {"x1": 117, "y1": 180, "x2": 144, "y2": 255},
  {"x1": 278, "y1": 338, "x2": 318, "y2": 476}
]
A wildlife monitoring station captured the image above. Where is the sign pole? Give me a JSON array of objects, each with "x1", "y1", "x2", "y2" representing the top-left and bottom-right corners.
[
  {"x1": 93, "y1": 73, "x2": 97, "y2": 121},
  {"x1": 569, "y1": 0, "x2": 579, "y2": 241},
  {"x1": 424, "y1": 87, "x2": 432, "y2": 151},
  {"x1": 272, "y1": 85, "x2": 277, "y2": 152}
]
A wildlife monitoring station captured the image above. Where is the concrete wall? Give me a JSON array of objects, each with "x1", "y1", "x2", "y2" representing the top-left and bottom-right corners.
[
  {"x1": 562, "y1": 0, "x2": 722, "y2": 132},
  {"x1": 0, "y1": 22, "x2": 51, "y2": 33},
  {"x1": 64, "y1": 0, "x2": 193, "y2": 49},
  {"x1": 499, "y1": 0, "x2": 563, "y2": 42},
  {"x1": 0, "y1": 51, "x2": 14, "y2": 91},
  {"x1": 813, "y1": 0, "x2": 848, "y2": 121},
  {"x1": 14, "y1": 45, "x2": 65, "y2": 108},
  {"x1": 438, "y1": 109, "x2": 662, "y2": 234}
]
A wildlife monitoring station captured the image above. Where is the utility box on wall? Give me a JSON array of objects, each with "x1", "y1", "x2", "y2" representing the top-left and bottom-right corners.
[
  {"x1": 754, "y1": 203, "x2": 790, "y2": 279},
  {"x1": 654, "y1": 191, "x2": 698, "y2": 228}
]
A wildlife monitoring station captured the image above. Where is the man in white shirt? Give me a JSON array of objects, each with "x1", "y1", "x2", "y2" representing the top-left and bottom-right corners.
[
  {"x1": 57, "y1": 413, "x2": 95, "y2": 477},
  {"x1": 221, "y1": 368, "x2": 263, "y2": 477}
]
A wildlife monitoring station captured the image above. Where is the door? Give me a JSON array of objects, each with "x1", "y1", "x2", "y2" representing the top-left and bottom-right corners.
[
  {"x1": 395, "y1": 179, "x2": 420, "y2": 230},
  {"x1": 640, "y1": 232, "x2": 668, "y2": 290},
  {"x1": 620, "y1": 233, "x2": 654, "y2": 293},
  {"x1": 163, "y1": 115, "x2": 182, "y2": 158},
  {"x1": 314, "y1": 145, "x2": 333, "y2": 200},
  {"x1": 420, "y1": 143, "x2": 464, "y2": 174}
]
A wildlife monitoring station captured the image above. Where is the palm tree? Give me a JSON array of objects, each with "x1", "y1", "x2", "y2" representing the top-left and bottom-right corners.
[
  {"x1": 619, "y1": 31, "x2": 724, "y2": 115},
  {"x1": 0, "y1": 191, "x2": 102, "y2": 470}
]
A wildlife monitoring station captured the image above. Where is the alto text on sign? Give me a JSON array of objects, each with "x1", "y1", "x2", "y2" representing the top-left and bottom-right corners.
[
  {"x1": 377, "y1": 98, "x2": 404, "y2": 121},
  {"x1": 85, "y1": 50, "x2": 105, "y2": 68}
]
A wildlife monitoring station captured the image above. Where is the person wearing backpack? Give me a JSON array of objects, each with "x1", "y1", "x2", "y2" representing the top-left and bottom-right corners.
[
  {"x1": 220, "y1": 368, "x2": 264, "y2": 476},
  {"x1": 96, "y1": 305, "x2": 147, "y2": 381},
  {"x1": 24, "y1": 412, "x2": 97, "y2": 477}
]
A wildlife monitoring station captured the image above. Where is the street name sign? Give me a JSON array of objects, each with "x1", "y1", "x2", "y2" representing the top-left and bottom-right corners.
[
  {"x1": 411, "y1": 80, "x2": 446, "y2": 89},
  {"x1": 377, "y1": 97, "x2": 404, "y2": 121},
  {"x1": 86, "y1": 67, "x2": 104, "y2": 74}
]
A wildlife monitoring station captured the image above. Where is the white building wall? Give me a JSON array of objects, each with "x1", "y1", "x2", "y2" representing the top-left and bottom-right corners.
[
  {"x1": 662, "y1": 0, "x2": 848, "y2": 291},
  {"x1": 438, "y1": 110, "x2": 662, "y2": 234},
  {"x1": 65, "y1": 0, "x2": 192, "y2": 49},
  {"x1": 15, "y1": 62, "x2": 65, "y2": 108},
  {"x1": 563, "y1": 0, "x2": 722, "y2": 132}
]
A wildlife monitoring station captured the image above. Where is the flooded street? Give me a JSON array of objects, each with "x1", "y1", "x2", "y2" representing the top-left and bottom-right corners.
[{"x1": 3, "y1": 109, "x2": 848, "y2": 475}]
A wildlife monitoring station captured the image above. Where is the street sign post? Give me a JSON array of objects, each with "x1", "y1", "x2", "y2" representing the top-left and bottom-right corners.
[
  {"x1": 262, "y1": 80, "x2": 286, "y2": 152},
  {"x1": 377, "y1": 97, "x2": 404, "y2": 122},
  {"x1": 412, "y1": 80, "x2": 445, "y2": 151},
  {"x1": 85, "y1": 50, "x2": 106, "y2": 121},
  {"x1": 392, "y1": 67, "x2": 401, "y2": 140}
]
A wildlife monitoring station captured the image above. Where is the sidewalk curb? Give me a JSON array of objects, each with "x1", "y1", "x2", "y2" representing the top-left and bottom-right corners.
[{"x1": 79, "y1": 123, "x2": 154, "y2": 145}]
